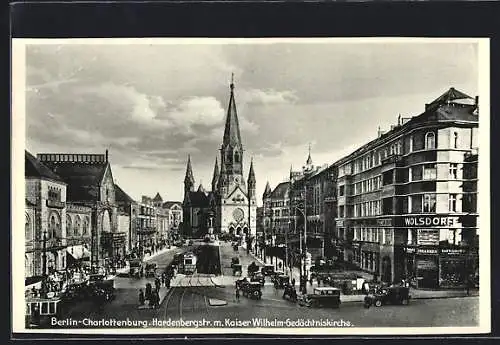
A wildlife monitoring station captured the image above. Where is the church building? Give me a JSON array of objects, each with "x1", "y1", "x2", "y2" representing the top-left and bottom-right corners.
[{"x1": 182, "y1": 78, "x2": 257, "y2": 244}]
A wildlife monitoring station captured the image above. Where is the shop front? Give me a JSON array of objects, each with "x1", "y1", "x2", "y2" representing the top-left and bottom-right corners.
[{"x1": 439, "y1": 247, "x2": 468, "y2": 288}]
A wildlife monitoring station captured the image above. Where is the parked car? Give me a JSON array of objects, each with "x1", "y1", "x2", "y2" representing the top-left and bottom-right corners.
[
  {"x1": 242, "y1": 281, "x2": 263, "y2": 300},
  {"x1": 298, "y1": 287, "x2": 341, "y2": 308},
  {"x1": 364, "y1": 286, "x2": 411, "y2": 308},
  {"x1": 274, "y1": 275, "x2": 290, "y2": 289}
]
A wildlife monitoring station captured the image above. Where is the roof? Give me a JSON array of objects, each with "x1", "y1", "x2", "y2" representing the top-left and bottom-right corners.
[
  {"x1": 25, "y1": 150, "x2": 65, "y2": 182},
  {"x1": 270, "y1": 182, "x2": 290, "y2": 200},
  {"x1": 335, "y1": 88, "x2": 478, "y2": 166},
  {"x1": 223, "y1": 81, "x2": 242, "y2": 147},
  {"x1": 43, "y1": 162, "x2": 108, "y2": 201},
  {"x1": 153, "y1": 192, "x2": 163, "y2": 202},
  {"x1": 114, "y1": 184, "x2": 135, "y2": 203},
  {"x1": 187, "y1": 191, "x2": 209, "y2": 207},
  {"x1": 163, "y1": 201, "x2": 182, "y2": 209}
]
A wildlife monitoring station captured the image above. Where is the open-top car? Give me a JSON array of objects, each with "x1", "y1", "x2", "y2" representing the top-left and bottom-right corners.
[
  {"x1": 298, "y1": 287, "x2": 341, "y2": 308},
  {"x1": 250, "y1": 272, "x2": 265, "y2": 286},
  {"x1": 261, "y1": 264, "x2": 275, "y2": 276},
  {"x1": 242, "y1": 281, "x2": 263, "y2": 300},
  {"x1": 273, "y1": 274, "x2": 290, "y2": 289},
  {"x1": 364, "y1": 286, "x2": 411, "y2": 308}
]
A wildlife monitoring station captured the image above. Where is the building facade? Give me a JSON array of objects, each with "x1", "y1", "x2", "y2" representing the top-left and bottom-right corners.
[
  {"x1": 335, "y1": 88, "x2": 479, "y2": 288},
  {"x1": 65, "y1": 203, "x2": 92, "y2": 268},
  {"x1": 183, "y1": 78, "x2": 257, "y2": 243},
  {"x1": 163, "y1": 201, "x2": 183, "y2": 242}
]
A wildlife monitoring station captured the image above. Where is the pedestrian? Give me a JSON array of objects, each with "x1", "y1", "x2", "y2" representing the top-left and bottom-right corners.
[
  {"x1": 155, "y1": 278, "x2": 161, "y2": 292},
  {"x1": 235, "y1": 287, "x2": 240, "y2": 302},
  {"x1": 145, "y1": 283, "x2": 152, "y2": 301},
  {"x1": 140, "y1": 267, "x2": 144, "y2": 278},
  {"x1": 278, "y1": 262, "x2": 283, "y2": 271},
  {"x1": 138, "y1": 289, "x2": 145, "y2": 306},
  {"x1": 291, "y1": 278, "x2": 296, "y2": 287},
  {"x1": 161, "y1": 273, "x2": 166, "y2": 286},
  {"x1": 166, "y1": 277, "x2": 171, "y2": 289}
]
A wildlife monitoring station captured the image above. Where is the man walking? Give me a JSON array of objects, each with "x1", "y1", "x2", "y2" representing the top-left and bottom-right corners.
[{"x1": 235, "y1": 287, "x2": 240, "y2": 302}]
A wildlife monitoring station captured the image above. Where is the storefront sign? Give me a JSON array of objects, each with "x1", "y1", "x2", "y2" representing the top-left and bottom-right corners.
[
  {"x1": 417, "y1": 229, "x2": 439, "y2": 246},
  {"x1": 417, "y1": 248, "x2": 438, "y2": 255},
  {"x1": 403, "y1": 216, "x2": 460, "y2": 227},
  {"x1": 417, "y1": 259, "x2": 437, "y2": 270},
  {"x1": 440, "y1": 248, "x2": 467, "y2": 255},
  {"x1": 336, "y1": 220, "x2": 344, "y2": 227},
  {"x1": 405, "y1": 247, "x2": 416, "y2": 254},
  {"x1": 377, "y1": 218, "x2": 392, "y2": 227}
]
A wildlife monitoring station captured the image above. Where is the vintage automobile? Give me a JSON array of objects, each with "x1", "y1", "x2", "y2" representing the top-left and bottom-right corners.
[
  {"x1": 233, "y1": 264, "x2": 242, "y2": 277},
  {"x1": 271, "y1": 270, "x2": 285, "y2": 282},
  {"x1": 250, "y1": 272, "x2": 265, "y2": 286},
  {"x1": 274, "y1": 274, "x2": 290, "y2": 289},
  {"x1": 261, "y1": 264, "x2": 275, "y2": 276},
  {"x1": 247, "y1": 262, "x2": 260, "y2": 276},
  {"x1": 129, "y1": 259, "x2": 142, "y2": 278},
  {"x1": 282, "y1": 284, "x2": 298, "y2": 302},
  {"x1": 231, "y1": 257, "x2": 240, "y2": 268},
  {"x1": 145, "y1": 263, "x2": 157, "y2": 278},
  {"x1": 364, "y1": 286, "x2": 411, "y2": 308},
  {"x1": 298, "y1": 287, "x2": 341, "y2": 308},
  {"x1": 242, "y1": 281, "x2": 263, "y2": 300}
]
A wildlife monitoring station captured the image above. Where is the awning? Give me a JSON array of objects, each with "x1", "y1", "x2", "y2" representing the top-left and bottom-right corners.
[{"x1": 66, "y1": 245, "x2": 91, "y2": 260}]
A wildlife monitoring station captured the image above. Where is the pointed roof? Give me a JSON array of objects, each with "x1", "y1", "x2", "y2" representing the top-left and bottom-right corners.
[
  {"x1": 270, "y1": 181, "x2": 290, "y2": 200},
  {"x1": 184, "y1": 154, "x2": 195, "y2": 184},
  {"x1": 248, "y1": 157, "x2": 256, "y2": 183},
  {"x1": 25, "y1": 150, "x2": 65, "y2": 182},
  {"x1": 211, "y1": 157, "x2": 219, "y2": 188},
  {"x1": 427, "y1": 87, "x2": 475, "y2": 111},
  {"x1": 153, "y1": 192, "x2": 163, "y2": 202},
  {"x1": 263, "y1": 181, "x2": 272, "y2": 198},
  {"x1": 306, "y1": 144, "x2": 313, "y2": 165},
  {"x1": 197, "y1": 183, "x2": 206, "y2": 193},
  {"x1": 222, "y1": 74, "x2": 242, "y2": 147}
]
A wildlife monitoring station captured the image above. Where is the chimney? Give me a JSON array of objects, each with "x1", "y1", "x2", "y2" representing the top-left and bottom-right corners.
[
  {"x1": 105, "y1": 149, "x2": 109, "y2": 162},
  {"x1": 475, "y1": 96, "x2": 479, "y2": 106}
]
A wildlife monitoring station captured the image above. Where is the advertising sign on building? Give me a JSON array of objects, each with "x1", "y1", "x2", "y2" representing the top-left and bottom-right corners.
[
  {"x1": 417, "y1": 229, "x2": 440, "y2": 246},
  {"x1": 403, "y1": 216, "x2": 460, "y2": 228},
  {"x1": 377, "y1": 218, "x2": 392, "y2": 227}
]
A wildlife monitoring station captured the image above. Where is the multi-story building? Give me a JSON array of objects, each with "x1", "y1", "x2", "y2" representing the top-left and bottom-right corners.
[
  {"x1": 114, "y1": 183, "x2": 136, "y2": 253},
  {"x1": 65, "y1": 203, "x2": 92, "y2": 267},
  {"x1": 335, "y1": 88, "x2": 479, "y2": 288},
  {"x1": 135, "y1": 196, "x2": 157, "y2": 254},
  {"x1": 263, "y1": 181, "x2": 291, "y2": 243},
  {"x1": 25, "y1": 151, "x2": 68, "y2": 278},
  {"x1": 37, "y1": 150, "x2": 125, "y2": 267}
]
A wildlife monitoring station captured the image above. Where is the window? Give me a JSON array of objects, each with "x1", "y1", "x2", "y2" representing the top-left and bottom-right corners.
[
  {"x1": 425, "y1": 132, "x2": 436, "y2": 150},
  {"x1": 423, "y1": 194, "x2": 436, "y2": 213},
  {"x1": 410, "y1": 166, "x2": 423, "y2": 181},
  {"x1": 25, "y1": 214, "x2": 31, "y2": 240},
  {"x1": 66, "y1": 216, "x2": 73, "y2": 237},
  {"x1": 384, "y1": 229, "x2": 393, "y2": 245},
  {"x1": 339, "y1": 205, "x2": 345, "y2": 218},
  {"x1": 339, "y1": 185, "x2": 345, "y2": 197},
  {"x1": 48, "y1": 213, "x2": 60, "y2": 238},
  {"x1": 409, "y1": 135, "x2": 413, "y2": 152},
  {"x1": 449, "y1": 163, "x2": 458, "y2": 179},
  {"x1": 423, "y1": 164, "x2": 437, "y2": 180},
  {"x1": 234, "y1": 151, "x2": 240, "y2": 163},
  {"x1": 453, "y1": 132, "x2": 458, "y2": 149},
  {"x1": 83, "y1": 217, "x2": 89, "y2": 235},
  {"x1": 449, "y1": 194, "x2": 457, "y2": 212}
]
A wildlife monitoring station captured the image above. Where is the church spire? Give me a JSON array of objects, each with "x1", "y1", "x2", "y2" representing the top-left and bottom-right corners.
[
  {"x1": 263, "y1": 181, "x2": 272, "y2": 199},
  {"x1": 248, "y1": 157, "x2": 256, "y2": 184},
  {"x1": 223, "y1": 73, "x2": 242, "y2": 148},
  {"x1": 184, "y1": 154, "x2": 195, "y2": 192},
  {"x1": 306, "y1": 143, "x2": 313, "y2": 165},
  {"x1": 211, "y1": 156, "x2": 219, "y2": 192}
]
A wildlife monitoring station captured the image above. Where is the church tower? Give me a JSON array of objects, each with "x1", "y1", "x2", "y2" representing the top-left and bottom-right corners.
[
  {"x1": 184, "y1": 154, "x2": 195, "y2": 196},
  {"x1": 218, "y1": 74, "x2": 245, "y2": 197},
  {"x1": 247, "y1": 158, "x2": 256, "y2": 204},
  {"x1": 211, "y1": 157, "x2": 219, "y2": 193}
]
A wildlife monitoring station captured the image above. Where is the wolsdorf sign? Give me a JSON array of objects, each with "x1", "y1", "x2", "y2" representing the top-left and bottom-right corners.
[{"x1": 403, "y1": 216, "x2": 459, "y2": 227}]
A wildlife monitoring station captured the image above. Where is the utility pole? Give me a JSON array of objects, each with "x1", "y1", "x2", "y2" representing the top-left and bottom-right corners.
[{"x1": 42, "y1": 230, "x2": 47, "y2": 276}]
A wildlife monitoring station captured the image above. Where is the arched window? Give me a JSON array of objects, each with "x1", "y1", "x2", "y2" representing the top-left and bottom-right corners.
[
  {"x1": 25, "y1": 213, "x2": 32, "y2": 241},
  {"x1": 74, "y1": 215, "x2": 81, "y2": 236},
  {"x1": 425, "y1": 132, "x2": 436, "y2": 150},
  {"x1": 48, "y1": 212, "x2": 60, "y2": 239},
  {"x1": 66, "y1": 216, "x2": 73, "y2": 237},
  {"x1": 102, "y1": 210, "x2": 111, "y2": 233},
  {"x1": 234, "y1": 151, "x2": 240, "y2": 163},
  {"x1": 83, "y1": 217, "x2": 90, "y2": 236}
]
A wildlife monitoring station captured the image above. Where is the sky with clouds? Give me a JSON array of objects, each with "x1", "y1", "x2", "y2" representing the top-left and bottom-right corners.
[{"x1": 24, "y1": 40, "x2": 479, "y2": 204}]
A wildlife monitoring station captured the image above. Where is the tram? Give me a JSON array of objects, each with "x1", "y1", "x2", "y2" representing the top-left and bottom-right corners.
[
  {"x1": 178, "y1": 252, "x2": 197, "y2": 275},
  {"x1": 25, "y1": 295, "x2": 64, "y2": 328}
]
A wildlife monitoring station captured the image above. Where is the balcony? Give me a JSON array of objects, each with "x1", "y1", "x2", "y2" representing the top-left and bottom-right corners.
[
  {"x1": 381, "y1": 154, "x2": 403, "y2": 165},
  {"x1": 46, "y1": 199, "x2": 65, "y2": 209},
  {"x1": 136, "y1": 227, "x2": 157, "y2": 234}
]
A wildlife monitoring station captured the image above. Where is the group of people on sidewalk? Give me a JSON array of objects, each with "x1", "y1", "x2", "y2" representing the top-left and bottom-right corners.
[{"x1": 138, "y1": 282, "x2": 160, "y2": 309}]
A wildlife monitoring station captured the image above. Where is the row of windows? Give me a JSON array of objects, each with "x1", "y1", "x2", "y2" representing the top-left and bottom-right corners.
[
  {"x1": 271, "y1": 208, "x2": 290, "y2": 217},
  {"x1": 353, "y1": 200, "x2": 382, "y2": 217},
  {"x1": 271, "y1": 200, "x2": 289, "y2": 208},
  {"x1": 351, "y1": 176, "x2": 382, "y2": 196},
  {"x1": 66, "y1": 215, "x2": 90, "y2": 237},
  {"x1": 339, "y1": 131, "x2": 460, "y2": 177},
  {"x1": 353, "y1": 227, "x2": 393, "y2": 245}
]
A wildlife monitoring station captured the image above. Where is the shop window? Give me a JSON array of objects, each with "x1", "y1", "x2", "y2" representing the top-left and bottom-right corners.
[
  {"x1": 449, "y1": 163, "x2": 458, "y2": 179},
  {"x1": 448, "y1": 194, "x2": 457, "y2": 212},
  {"x1": 425, "y1": 132, "x2": 436, "y2": 150},
  {"x1": 423, "y1": 164, "x2": 437, "y2": 180},
  {"x1": 423, "y1": 194, "x2": 436, "y2": 213}
]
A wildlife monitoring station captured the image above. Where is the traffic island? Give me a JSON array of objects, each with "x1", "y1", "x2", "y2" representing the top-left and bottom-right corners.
[{"x1": 208, "y1": 298, "x2": 227, "y2": 306}]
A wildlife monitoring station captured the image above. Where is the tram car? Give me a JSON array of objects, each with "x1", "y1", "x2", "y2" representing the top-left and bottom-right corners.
[{"x1": 178, "y1": 252, "x2": 197, "y2": 275}]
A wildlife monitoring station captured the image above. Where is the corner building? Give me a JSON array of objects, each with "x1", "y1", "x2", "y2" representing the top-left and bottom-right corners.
[{"x1": 335, "y1": 88, "x2": 479, "y2": 288}]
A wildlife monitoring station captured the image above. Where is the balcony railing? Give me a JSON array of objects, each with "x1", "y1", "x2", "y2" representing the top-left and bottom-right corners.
[
  {"x1": 46, "y1": 199, "x2": 65, "y2": 209},
  {"x1": 381, "y1": 154, "x2": 403, "y2": 165}
]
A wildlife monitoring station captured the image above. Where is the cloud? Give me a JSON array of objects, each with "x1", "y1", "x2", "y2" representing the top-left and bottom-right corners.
[{"x1": 239, "y1": 89, "x2": 299, "y2": 105}]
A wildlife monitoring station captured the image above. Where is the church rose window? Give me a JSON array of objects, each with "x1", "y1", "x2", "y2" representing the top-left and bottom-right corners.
[{"x1": 233, "y1": 208, "x2": 244, "y2": 222}]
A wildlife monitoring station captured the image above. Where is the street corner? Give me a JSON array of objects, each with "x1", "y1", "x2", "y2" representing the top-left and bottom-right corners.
[{"x1": 208, "y1": 298, "x2": 228, "y2": 307}]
